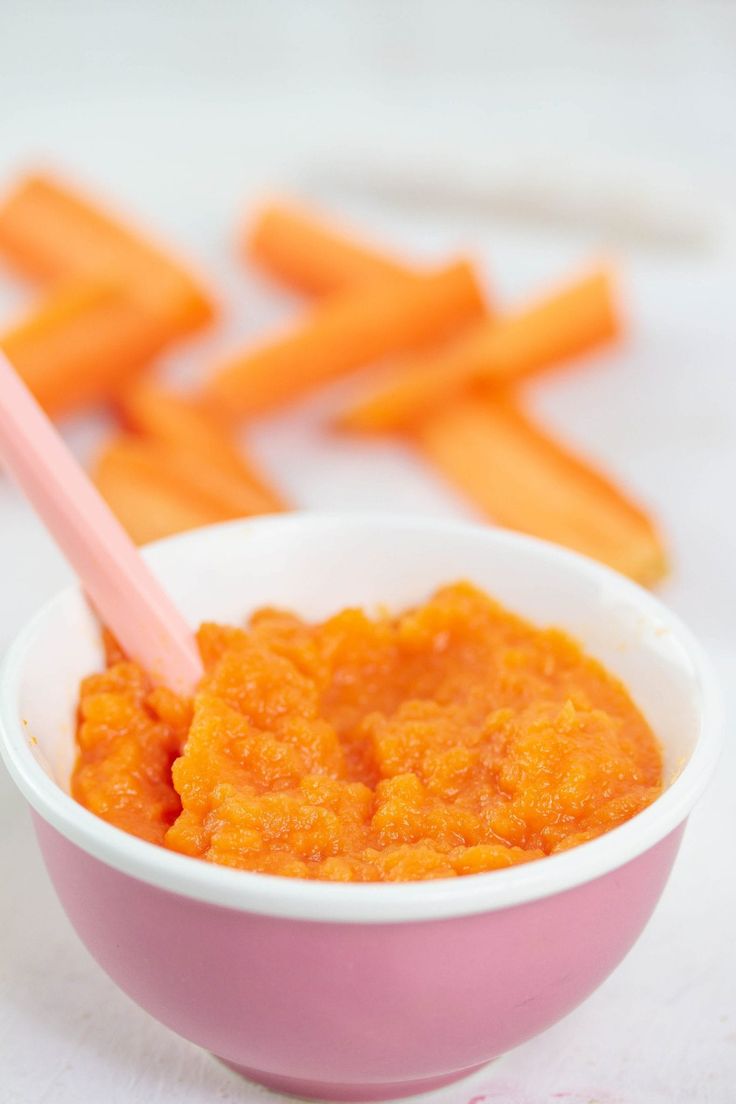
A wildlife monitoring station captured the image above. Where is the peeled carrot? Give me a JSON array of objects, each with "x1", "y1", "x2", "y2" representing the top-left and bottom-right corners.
[
  {"x1": 119, "y1": 382, "x2": 285, "y2": 512},
  {"x1": 93, "y1": 437, "x2": 232, "y2": 545},
  {"x1": 0, "y1": 280, "x2": 167, "y2": 418},
  {"x1": 92, "y1": 432, "x2": 282, "y2": 545},
  {"x1": 99, "y1": 435, "x2": 275, "y2": 523},
  {"x1": 247, "y1": 202, "x2": 412, "y2": 296},
  {"x1": 343, "y1": 269, "x2": 618, "y2": 432},
  {"x1": 418, "y1": 394, "x2": 667, "y2": 586},
  {"x1": 142, "y1": 440, "x2": 281, "y2": 520},
  {"x1": 207, "y1": 260, "x2": 485, "y2": 418},
  {"x1": 0, "y1": 173, "x2": 214, "y2": 339},
  {"x1": 248, "y1": 205, "x2": 614, "y2": 432}
]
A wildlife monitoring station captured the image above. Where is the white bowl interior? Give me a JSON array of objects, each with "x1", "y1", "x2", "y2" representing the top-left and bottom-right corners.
[{"x1": 14, "y1": 515, "x2": 701, "y2": 795}]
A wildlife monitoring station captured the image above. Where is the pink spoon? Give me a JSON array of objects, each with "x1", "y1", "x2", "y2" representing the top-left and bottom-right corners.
[{"x1": 0, "y1": 350, "x2": 202, "y2": 693}]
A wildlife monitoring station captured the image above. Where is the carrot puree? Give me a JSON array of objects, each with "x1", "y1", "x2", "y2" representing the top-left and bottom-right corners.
[{"x1": 72, "y1": 583, "x2": 662, "y2": 882}]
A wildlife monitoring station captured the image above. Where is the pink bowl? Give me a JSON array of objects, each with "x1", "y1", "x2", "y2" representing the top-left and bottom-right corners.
[{"x1": 0, "y1": 515, "x2": 721, "y2": 1101}]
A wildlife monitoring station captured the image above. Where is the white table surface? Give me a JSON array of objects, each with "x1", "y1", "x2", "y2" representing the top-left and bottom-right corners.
[{"x1": 1, "y1": 3, "x2": 735, "y2": 1101}]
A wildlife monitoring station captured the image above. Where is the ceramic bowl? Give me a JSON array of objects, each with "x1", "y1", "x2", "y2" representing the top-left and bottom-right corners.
[{"x1": 0, "y1": 514, "x2": 721, "y2": 1101}]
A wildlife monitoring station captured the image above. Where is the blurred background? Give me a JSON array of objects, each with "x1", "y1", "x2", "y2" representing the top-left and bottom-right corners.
[
  {"x1": 1, "y1": 3, "x2": 735, "y2": 1102},
  {"x1": 1, "y1": 0, "x2": 735, "y2": 639}
]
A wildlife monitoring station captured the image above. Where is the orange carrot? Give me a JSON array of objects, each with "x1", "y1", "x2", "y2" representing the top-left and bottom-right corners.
[
  {"x1": 94, "y1": 439, "x2": 229, "y2": 546},
  {"x1": 247, "y1": 201, "x2": 412, "y2": 296},
  {"x1": 207, "y1": 260, "x2": 485, "y2": 418},
  {"x1": 418, "y1": 393, "x2": 667, "y2": 586},
  {"x1": 0, "y1": 173, "x2": 214, "y2": 339},
  {"x1": 119, "y1": 382, "x2": 285, "y2": 512},
  {"x1": 93, "y1": 437, "x2": 251, "y2": 545},
  {"x1": 1, "y1": 280, "x2": 166, "y2": 418},
  {"x1": 343, "y1": 269, "x2": 618, "y2": 432},
  {"x1": 144, "y1": 440, "x2": 281, "y2": 520}
]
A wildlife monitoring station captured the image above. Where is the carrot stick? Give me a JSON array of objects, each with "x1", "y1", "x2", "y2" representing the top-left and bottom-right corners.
[
  {"x1": 143, "y1": 440, "x2": 281, "y2": 520},
  {"x1": 92, "y1": 432, "x2": 279, "y2": 545},
  {"x1": 342, "y1": 269, "x2": 618, "y2": 432},
  {"x1": 93, "y1": 437, "x2": 232, "y2": 545},
  {"x1": 97, "y1": 435, "x2": 276, "y2": 524},
  {"x1": 418, "y1": 394, "x2": 667, "y2": 586},
  {"x1": 247, "y1": 201, "x2": 413, "y2": 296},
  {"x1": 0, "y1": 173, "x2": 214, "y2": 339},
  {"x1": 206, "y1": 260, "x2": 485, "y2": 418},
  {"x1": 0, "y1": 280, "x2": 167, "y2": 418},
  {"x1": 119, "y1": 382, "x2": 285, "y2": 512}
]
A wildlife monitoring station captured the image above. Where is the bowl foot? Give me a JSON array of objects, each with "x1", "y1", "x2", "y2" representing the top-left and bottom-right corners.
[{"x1": 214, "y1": 1057, "x2": 489, "y2": 1101}]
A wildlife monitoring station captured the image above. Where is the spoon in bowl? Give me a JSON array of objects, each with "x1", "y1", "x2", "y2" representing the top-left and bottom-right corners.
[{"x1": 0, "y1": 350, "x2": 203, "y2": 693}]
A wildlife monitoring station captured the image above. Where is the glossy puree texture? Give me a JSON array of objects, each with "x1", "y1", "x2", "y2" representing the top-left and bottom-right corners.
[{"x1": 72, "y1": 583, "x2": 662, "y2": 881}]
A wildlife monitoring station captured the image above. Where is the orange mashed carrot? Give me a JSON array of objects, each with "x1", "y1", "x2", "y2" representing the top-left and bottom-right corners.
[{"x1": 72, "y1": 583, "x2": 662, "y2": 881}]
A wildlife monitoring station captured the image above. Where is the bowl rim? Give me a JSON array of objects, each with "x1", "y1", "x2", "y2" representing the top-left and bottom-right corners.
[{"x1": 0, "y1": 513, "x2": 723, "y2": 923}]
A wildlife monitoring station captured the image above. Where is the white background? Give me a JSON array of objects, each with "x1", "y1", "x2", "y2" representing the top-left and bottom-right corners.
[{"x1": 0, "y1": 3, "x2": 735, "y2": 1102}]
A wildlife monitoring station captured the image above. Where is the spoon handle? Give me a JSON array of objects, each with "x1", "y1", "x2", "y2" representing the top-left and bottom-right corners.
[{"x1": 0, "y1": 351, "x2": 202, "y2": 693}]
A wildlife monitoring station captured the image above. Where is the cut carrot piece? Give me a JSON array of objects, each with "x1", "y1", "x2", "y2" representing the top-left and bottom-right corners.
[
  {"x1": 93, "y1": 436, "x2": 252, "y2": 545},
  {"x1": 247, "y1": 201, "x2": 413, "y2": 296},
  {"x1": 343, "y1": 269, "x2": 619, "y2": 432},
  {"x1": 418, "y1": 394, "x2": 667, "y2": 586},
  {"x1": 144, "y1": 440, "x2": 282, "y2": 520},
  {"x1": 92, "y1": 434, "x2": 275, "y2": 543},
  {"x1": 1, "y1": 280, "x2": 166, "y2": 418},
  {"x1": 206, "y1": 260, "x2": 486, "y2": 418},
  {"x1": 0, "y1": 173, "x2": 214, "y2": 339},
  {"x1": 119, "y1": 382, "x2": 285, "y2": 512}
]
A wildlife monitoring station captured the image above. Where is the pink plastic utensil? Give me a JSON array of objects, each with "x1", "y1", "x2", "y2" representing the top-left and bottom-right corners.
[{"x1": 0, "y1": 350, "x2": 202, "y2": 692}]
